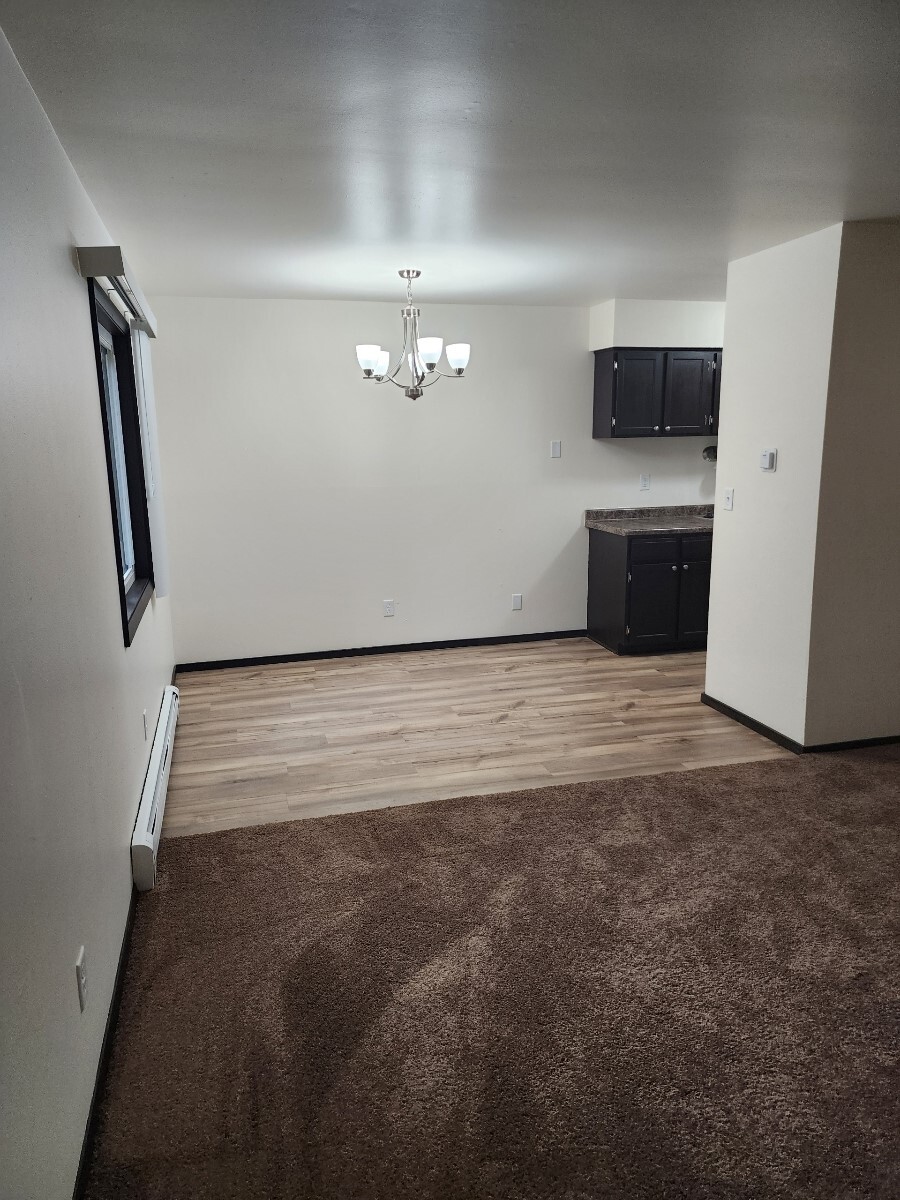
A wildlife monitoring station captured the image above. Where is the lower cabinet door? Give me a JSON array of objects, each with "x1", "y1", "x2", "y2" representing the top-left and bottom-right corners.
[
  {"x1": 627, "y1": 562, "x2": 679, "y2": 645},
  {"x1": 678, "y1": 560, "x2": 712, "y2": 641}
]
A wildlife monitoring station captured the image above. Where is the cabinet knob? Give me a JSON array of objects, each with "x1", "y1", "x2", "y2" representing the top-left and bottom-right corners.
[
  {"x1": 665, "y1": 425, "x2": 671, "y2": 431},
  {"x1": 683, "y1": 564, "x2": 689, "y2": 571},
  {"x1": 671, "y1": 565, "x2": 677, "y2": 572},
  {"x1": 653, "y1": 425, "x2": 659, "y2": 431}
]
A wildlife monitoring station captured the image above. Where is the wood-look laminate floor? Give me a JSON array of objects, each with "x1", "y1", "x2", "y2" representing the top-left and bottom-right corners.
[{"x1": 164, "y1": 638, "x2": 790, "y2": 838}]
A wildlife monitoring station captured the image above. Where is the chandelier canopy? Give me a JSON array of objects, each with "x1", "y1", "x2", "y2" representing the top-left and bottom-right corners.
[{"x1": 355, "y1": 269, "x2": 470, "y2": 400}]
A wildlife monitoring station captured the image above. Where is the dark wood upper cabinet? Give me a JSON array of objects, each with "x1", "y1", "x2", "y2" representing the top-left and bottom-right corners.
[
  {"x1": 663, "y1": 350, "x2": 714, "y2": 435},
  {"x1": 593, "y1": 346, "x2": 723, "y2": 439},
  {"x1": 614, "y1": 350, "x2": 665, "y2": 436},
  {"x1": 711, "y1": 351, "x2": 722, "y2": 433}
]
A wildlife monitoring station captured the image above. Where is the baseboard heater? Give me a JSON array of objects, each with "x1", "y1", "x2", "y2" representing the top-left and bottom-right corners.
[{"x1": 131, "y1": 685, "x2": 179, "y2": 891}]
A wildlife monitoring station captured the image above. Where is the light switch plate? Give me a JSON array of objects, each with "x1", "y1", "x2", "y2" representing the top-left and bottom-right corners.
[
  {"x1": 550, "y1": 440, "x2": 561, "y2": 459},
  {"x1": 760, "y1": 449, "x2": 777, "y2": 472},
  {"x1": 723, "y1": 488, "x2": 734, "y2": 511},
  {"x1": 512, "y1": 593, "x2": 523, "y2": 611},
  {"x1": 640, "y1": 474, "x2": 651, "y2": 491}
]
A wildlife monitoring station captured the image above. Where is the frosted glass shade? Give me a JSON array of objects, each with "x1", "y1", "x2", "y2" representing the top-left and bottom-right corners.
[
  {"x1": 374, "y1": 350, "x2": 390, "y2": 377},
  {"x1": 446, "y1": 343, "x2": 470, "y2": 371},
  {"x1": 356, "y1": 344, "x2": 381, "y2": 371},
  {"x1": 418, "y1": 336, "x2": 443, "y2": 369}
]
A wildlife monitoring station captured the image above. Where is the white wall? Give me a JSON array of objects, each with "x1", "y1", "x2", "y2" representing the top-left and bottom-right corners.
[
  {"x1": 0, "y1": 33, "x2": 175, "y2": 1200},
  {"x1": 588, "y1": 300, "x2": 616, "y2": 349},
  {"x1": 152, "y1": 296, "x2": 716, "y2": 664},
  {"x1": 588, "y1": 298, "x2": 726, "y2": 348},
  {"x1": 705, "y1": 225, "x2": 844, "y2": 744},
  {"x1": 805, "y1": 220, "x2": 900, "y2": 743}
]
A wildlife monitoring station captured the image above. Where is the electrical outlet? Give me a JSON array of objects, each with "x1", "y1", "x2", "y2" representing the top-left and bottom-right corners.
[
  {"x1": 383, "y1": 599, "x2": 395, "y2": 617},
  {"x1": 75, "y1": 947, "x2": 87, "y2": 1013},
  {"x1": 142, "y1": 709, "x2": 148, "y2": 740},
  {"x1": 640, "y1": 474, "x2": 651, "y2": 491},
  {"x1": 550, "y1": 440, "x2": 561, "y2": 459},
  {"x1": 512, "y1": 594, "x2": 523, "y2": 611}
]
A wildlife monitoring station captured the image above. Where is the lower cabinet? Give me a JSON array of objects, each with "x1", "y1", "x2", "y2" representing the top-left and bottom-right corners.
[{"x1": 587, "y1": 530, "x2": 712, "y2": 654}]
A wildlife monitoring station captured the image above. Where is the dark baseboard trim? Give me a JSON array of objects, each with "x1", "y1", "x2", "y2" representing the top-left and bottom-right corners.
[
  {"x1": 801, "y1": 733, "x2": 900, "y2": 752},
  {"x1": 700, "y1": 693, "x2": 804, "y2": 753},
  {"x1": 701, "y1": 693, "x2": 900, "y2": 755},
  {"x1": 176, "y1": 630, "x2": 588, "y2": 675},
  {"x1": 72, "y1": 886, "x2": 138, "y2": 1200}
]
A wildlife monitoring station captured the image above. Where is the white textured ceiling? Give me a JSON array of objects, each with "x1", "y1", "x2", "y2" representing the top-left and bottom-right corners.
[{"x1": 2, "y1": 0, "x2": 898, "y2": 304}]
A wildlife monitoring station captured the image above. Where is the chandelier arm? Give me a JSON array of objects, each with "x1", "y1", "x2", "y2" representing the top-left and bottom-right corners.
[
  {"x1": 418, "y1": 367, "x2": 463, "y2": 389},
  {"x1": 374, "y1": 359, "x2": 407, "y2": 385},
  {"x1": 375, "y1": 314, "x2": 412, "y2": 385},
  {"x1": 411, "y1": 308, "x2": 428, "y2": 387},
  {"x1": 398, "y1": 310, "x2": 415, "y2": 382},
  {"x1": 379, "y1": 361, "x2": 405, "y2": 384}
]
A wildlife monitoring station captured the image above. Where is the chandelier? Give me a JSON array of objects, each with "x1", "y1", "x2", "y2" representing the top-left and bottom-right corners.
[{"x1": 355, "y1": 269, "x2": 471, "y2": 400}]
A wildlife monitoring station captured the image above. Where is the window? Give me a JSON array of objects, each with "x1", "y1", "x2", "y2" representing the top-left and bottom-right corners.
[
  {"x1": 97, "y1": 325, "x2": 136, "y2": 592},
  {"x1": 89, "y1": 282, "x2": 154, "y2": 645}
]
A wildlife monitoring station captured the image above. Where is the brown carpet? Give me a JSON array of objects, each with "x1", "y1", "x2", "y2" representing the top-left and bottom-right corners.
[{"x1": 86, "y1": 749, "x2": 900, "y2": 1199}]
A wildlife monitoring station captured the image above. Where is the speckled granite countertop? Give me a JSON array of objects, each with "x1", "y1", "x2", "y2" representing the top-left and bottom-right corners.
[{"x1": 585, "y1": 504, "x2": 714, "y2": 536}]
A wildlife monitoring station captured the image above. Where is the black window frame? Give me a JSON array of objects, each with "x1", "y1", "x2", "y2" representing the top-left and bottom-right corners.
[{"x1": 88, "y1": 280, "x2": 155, "y2": 645}]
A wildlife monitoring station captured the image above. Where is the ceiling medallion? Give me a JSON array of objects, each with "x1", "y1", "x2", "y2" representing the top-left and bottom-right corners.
[{"x1": 355, "y1": 270, "x2": 471, "y2": 400}]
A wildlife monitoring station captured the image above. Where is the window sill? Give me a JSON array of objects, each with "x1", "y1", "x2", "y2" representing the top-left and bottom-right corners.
[{"x1": 124, "y1": 577, "x2": 154, "y2": 646}]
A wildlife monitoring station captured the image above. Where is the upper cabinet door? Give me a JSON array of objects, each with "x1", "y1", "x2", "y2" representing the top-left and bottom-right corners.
[
  {"x1": 663, "y1": 351, "x2": 714, "y2": 435},
  {"x1": 614, "y1": 350, "x2": 665, "y2": 436},
  {"x1": 711, "y1": 352, "x2": 723, "y2": 433}
]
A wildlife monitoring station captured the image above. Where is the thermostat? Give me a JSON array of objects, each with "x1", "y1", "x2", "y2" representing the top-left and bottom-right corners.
[{"x1": 760, "y1": 449, "x2": 777, "y2": 472}]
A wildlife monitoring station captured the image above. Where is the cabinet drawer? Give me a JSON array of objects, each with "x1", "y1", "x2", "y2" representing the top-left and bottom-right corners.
[
  {"x1": 681, "y1": 534, "x2": 713, "y2": 562},
  {"x1": 630, "y1": 537, "x2": 678, "y2": 564}
]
